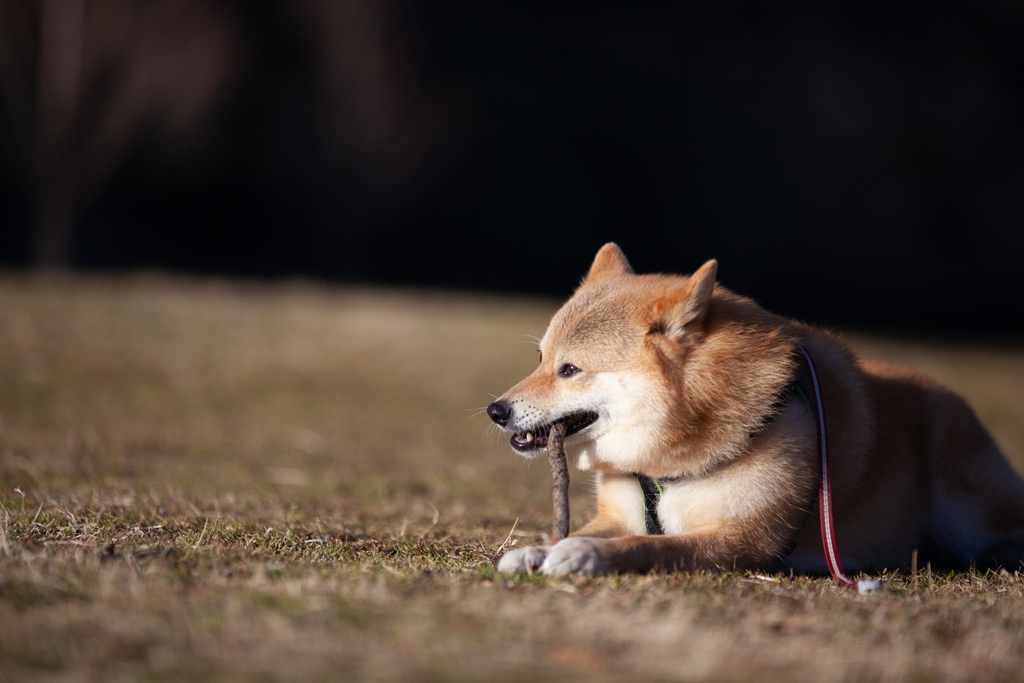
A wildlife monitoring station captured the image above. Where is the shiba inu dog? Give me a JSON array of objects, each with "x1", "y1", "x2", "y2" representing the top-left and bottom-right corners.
[{"x1": 487, "y1": 243, "x2": 1024, "y2": 577}]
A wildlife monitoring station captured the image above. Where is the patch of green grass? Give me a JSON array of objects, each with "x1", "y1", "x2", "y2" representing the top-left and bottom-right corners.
[{"x1": 1, "y1": 273, "x2": 1023, "y2": 682}]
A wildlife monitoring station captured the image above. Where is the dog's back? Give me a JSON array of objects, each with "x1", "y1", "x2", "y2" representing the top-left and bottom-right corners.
[
  {"x1": 783, "y1": 350, "x2": 1024, "y2": 572},
  {"x1": 870, "y1": 360, "x2": 1024, "y2": 569}
]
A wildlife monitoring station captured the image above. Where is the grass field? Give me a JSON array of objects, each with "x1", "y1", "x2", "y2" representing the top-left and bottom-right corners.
[{"x1": 2, "y1": 272, "x2": 1023, "y2": 683}]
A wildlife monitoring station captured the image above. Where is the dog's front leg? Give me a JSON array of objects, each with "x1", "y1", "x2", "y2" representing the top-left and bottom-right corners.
[
  {"x1": 538, "y1": 533, "x2": 751, "y2": 576},
  {"x1": 497, "y1": 510, "x2": 637, "y2": 575},
  {"x1": 496, "y1": 521, "x2": 629, "y2": 575},
  {"x1": 497, "y1": 538, "x2": 614, "y2": 576},
  {"x1": 496, "y1": 545, "x2": 551, "y2": 574},
  {"x1": 539, "y1": 537, "x2": 610, "y2": 575}
]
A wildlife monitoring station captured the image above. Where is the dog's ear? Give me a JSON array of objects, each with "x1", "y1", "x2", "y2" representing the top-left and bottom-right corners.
[
  {"x1": 583, "y1": 243, "x2": 633, "y2": 284},
  {"x1": 652, "y1": 259, "x2": 718, "y2": 340}
]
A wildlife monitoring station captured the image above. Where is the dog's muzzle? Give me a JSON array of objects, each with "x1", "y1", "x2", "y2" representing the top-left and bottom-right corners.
[{"x1": 487, "y1": 400, "x2": 597, "y2": 453}]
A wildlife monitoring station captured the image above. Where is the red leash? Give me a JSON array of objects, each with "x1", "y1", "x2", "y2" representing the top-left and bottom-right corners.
[{"x1": 796, "y1": 344, "x2": 879, "y2": 593}]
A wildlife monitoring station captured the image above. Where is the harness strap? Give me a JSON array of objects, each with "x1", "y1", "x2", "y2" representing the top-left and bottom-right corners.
[
  {"x1": 632, "y1": 352, "x2": 811, "y2": 539},
  {"x1": 632, "y1": 343, "x2": 875, "y2": 592},
  {"x1": 635, "y1": 474, "x2": 665, "y2": 535}
]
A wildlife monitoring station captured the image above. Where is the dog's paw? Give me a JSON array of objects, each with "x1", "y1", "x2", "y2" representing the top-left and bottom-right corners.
[
  {"x1": 539, "y1": 537, "x2": 609, "y2": 576},
  {"x1": 497, "y1": 545, "x2": 551, "y2": 574}
]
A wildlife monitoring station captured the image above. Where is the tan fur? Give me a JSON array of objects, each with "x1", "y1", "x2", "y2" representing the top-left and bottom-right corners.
[{"x1": 492, "y1": 243, "x2": 1024, "y2": 576}]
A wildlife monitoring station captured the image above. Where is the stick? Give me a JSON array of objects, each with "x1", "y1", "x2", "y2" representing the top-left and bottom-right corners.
[{"x1": 547, "y1": 422, "x2": 570, "y2": 541}]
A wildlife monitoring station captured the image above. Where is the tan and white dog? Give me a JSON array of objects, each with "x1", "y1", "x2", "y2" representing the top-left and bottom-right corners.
[{"x1": 487, "y1": 243, "x2": 1024, "y2": 576}]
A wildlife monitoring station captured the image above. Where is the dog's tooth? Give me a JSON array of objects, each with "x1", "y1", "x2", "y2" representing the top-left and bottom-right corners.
[{"x1": 525, "y1": 432, "x2": 534, "y2": 443}]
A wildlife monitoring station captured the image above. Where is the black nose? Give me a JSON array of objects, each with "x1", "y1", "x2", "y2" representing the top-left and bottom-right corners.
[{"x1": 487, "y1": 400, "x2": 511, "y2": 426}]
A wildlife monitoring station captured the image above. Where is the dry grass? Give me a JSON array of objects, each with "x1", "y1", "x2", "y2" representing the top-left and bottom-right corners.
[{"x1": 1, "y1": 272, "x2": 1023, "y2": 683}]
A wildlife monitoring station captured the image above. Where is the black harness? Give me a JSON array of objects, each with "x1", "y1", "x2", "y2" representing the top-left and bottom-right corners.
[
  {"x1": 635, "y1": 474, "x2": 668, "y2": 535},
  {"x1": 633, "y1": 367, "x2": 812, "y2": 536}
]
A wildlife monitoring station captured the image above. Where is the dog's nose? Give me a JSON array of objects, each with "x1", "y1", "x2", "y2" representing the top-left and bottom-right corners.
[{"x1": 487, "y1": 400, "x2": 511, "y2": 426}]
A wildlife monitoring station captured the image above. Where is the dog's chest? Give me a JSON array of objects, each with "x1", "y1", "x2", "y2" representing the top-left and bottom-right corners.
[
  {"x1": 656, "y1": 479, "x2": 746, "y2": 535},
  {"x1": 599, "y1": 470, "x2": 768, "y2": 536}
]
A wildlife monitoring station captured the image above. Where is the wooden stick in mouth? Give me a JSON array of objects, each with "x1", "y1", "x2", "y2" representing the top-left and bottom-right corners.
[{"x1": 547, "y1": 421, "x2": 570, "y2": 541}]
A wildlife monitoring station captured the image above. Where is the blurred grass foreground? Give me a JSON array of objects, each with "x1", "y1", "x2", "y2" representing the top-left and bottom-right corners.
[{"x1": 1, "y1": 272, "x2": 1024, "y2": 682}]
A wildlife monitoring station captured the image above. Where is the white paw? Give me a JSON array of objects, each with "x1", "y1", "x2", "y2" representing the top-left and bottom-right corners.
[
  {"x1": 497, "y1": 545, "x2": 550, "y2": 574},
  {"x1": 539, "y1": 537, "x2": 609, "y2": 576}
]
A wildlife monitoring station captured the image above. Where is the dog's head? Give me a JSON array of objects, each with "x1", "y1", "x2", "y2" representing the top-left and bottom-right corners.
[{"x1": 487, "y1": 243, "x2": 723, "y2": 475}]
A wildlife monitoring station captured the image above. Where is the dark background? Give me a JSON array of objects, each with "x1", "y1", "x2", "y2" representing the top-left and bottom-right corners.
[{"x1": 2, "y1": 1, "x2": 1023, "y2": 335}]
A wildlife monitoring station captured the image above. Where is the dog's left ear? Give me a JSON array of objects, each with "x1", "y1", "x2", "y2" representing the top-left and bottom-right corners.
[{"x1": 653, "y1": 259, "x2": 718, "y2": 340}]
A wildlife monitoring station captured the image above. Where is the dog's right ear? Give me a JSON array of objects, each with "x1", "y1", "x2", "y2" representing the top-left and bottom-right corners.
[{"x1": 583, "y1": 243, "x2": 633, "y2": 285}]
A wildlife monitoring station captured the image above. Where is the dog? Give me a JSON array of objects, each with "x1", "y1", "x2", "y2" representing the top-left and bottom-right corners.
[{"x1": 487, "y1": 243, "x2": 1024, "y2": 577}]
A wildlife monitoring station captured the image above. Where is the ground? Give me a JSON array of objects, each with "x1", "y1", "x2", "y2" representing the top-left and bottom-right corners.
[{"x1": 1, "y1": 273, "x2": 1023, "y2": 682}]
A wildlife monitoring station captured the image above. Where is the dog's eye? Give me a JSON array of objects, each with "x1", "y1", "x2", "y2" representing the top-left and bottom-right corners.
[
  {"x1": 558, "y1": 363, "x2": 581, "y2": 378},
  {"x1": 537, "y1": 351, "x2": 543, "y2": 365}
]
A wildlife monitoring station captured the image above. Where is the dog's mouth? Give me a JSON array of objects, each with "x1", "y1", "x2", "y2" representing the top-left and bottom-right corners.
[{"x1": 509, "y1": 412, "x2": 599, "y2": 453}]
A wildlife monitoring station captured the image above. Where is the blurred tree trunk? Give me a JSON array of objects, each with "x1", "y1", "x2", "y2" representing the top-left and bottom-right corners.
[
  {"x1": 31, "y1": 0, "x2": 83, "y2": 269},
  {"x1": 0, "y1": 0, "x2": 241, "y2": 271}
]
